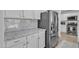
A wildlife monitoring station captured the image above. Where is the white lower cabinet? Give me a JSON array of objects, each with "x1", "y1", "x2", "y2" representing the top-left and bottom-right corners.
[
  {"x1": 5, "y1": 37, "x2": 26, "y2": 48},
  {"x1": 27, "y1": 33, "x2": 39, "y2": 48},
  {"x1": 10, "y1": 43, "x2": 26, "y2": 48},
  {"x1": 38, "y1": 31, "x2": 45, "y2": 48},
  {"x1": 5, "y1": 29, "x2": 45, "y2": 48},
  {"x1": 26, "y1": 30, "x2": 45, "y2": 48}
]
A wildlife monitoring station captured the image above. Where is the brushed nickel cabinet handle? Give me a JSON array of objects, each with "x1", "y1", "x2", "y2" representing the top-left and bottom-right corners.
[{"x1": 14, "y1": 40, "x2": 20, "y2": 43}]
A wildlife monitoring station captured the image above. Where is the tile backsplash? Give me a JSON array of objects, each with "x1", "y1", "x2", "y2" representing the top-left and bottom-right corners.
[
  {"x1": 19, "y1": 19, "x2": 37, "y2": 29},
  {"x1": 4, "y1": 19, "x2": 38, "y2": 32}
]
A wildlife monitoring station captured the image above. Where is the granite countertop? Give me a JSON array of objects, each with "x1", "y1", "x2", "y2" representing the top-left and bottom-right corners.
[{"x1": 4, "y1": 28, "x2": 46, "y2": 42}]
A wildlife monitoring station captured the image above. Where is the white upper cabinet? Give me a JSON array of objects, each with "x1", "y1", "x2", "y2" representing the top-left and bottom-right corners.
[
  {"x1": 4, "y1": 10, "x2": 23, "y2": 18},
  {"x1": 4, "y1": 10, "x2": 45, "y2": 19},
  {"x1": 34, "y1": 10, "x2": 45, "y2": 19},
  {"x1": 34, "y1": 10, "x2": 41, "y2": 19},
  {"x1": 24, "y1": 10, "x2": 45, "y2": 19},
  {"x1": 23, "y1": 10, "x2": 35, "y2": 19}
]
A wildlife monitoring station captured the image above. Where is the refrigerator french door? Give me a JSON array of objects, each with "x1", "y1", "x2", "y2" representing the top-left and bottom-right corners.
[{"x1": 39, "y1": 10, "x2": 58, "y2": 48}]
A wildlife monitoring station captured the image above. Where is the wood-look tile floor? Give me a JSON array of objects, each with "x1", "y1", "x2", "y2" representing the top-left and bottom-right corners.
[
  {"x1": 60, "y1": 32, "x2": 77, "y2": 43},
  {"x1": 56, "y1": 32, "x2": 78, "y2": 48}
]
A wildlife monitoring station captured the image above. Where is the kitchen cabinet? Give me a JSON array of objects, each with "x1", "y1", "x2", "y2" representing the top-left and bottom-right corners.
[
  {"x1": 23, "y1": 10, "x2": 35, "y2": 19},
  {"x1": 34, "y1": 10, "x2": 45, "y2": 19},
  {"x1": 38, "y1": 30, "x2": 45, "y2": 48},
  {"x1": 24, "y1": 10, "x2": 45, "y2": 19},
  {"x1": 4, "y1": 10, "x2": 45, "y2": 19},
  {"x1": 10, "y1": 43, "x2": 26, "y2": 48},
  {"x1": 4, "y1": 10, "x2": 22, "y2": 18},
  {"x1": 27, "y1": 33, "x2": 38, "y2": 48},
  {"x1": 4, "y1": 29, "x2": 45, "y2": 48},
  {"x1": 34, "y1": 11, "x2": 41, "y2": 19},
  {"x1": 26, "y1": 29, "x2": 45, "y2": 48},
  {"x1": 5, "y1": 37, "x2": 26, "y2": 48}
]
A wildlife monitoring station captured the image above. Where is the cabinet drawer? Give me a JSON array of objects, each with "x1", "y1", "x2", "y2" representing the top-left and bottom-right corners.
[
  {"x1": 10, "y1": 42, "x2": 26, "y2": 48},
  {"x1": 5, "y1": 37, "x2": 26, "y2": 48}
]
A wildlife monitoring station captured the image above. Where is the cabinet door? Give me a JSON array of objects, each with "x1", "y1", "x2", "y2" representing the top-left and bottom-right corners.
[
  {"x1": 24, "y1": 10, "x2": 35, "y2": 19},
  {"x1": 4, "y1": 10, "x2": 22, "y2": 18},
  {"x1": 34, "y1": 10, "x2": 41, "y2": 19},
  {"x1": 10, "y1": 42, "x2": 26, "y2": 48},
  {"x1": 34, "y1": 10, "x2": 45, "y2": 19},
  {"x1": 39, "y1": 31, "x2": 45, "y2": 48},
  {"x1": 27, "y1": 33, "x2": 38, "y2": 48},
  {"x1": 5, "y1": 37, "x2": 26, "y2": 48}
]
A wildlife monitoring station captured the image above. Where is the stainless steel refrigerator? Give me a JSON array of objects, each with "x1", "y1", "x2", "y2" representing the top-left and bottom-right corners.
[{"x1": 39, "y1": 10, "x2": 58, "y2": 48}]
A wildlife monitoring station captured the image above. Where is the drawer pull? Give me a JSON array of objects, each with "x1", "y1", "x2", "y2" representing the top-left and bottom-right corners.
[{"x1": 14, "y1": 40, "x2": 20, "y2": 43}]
